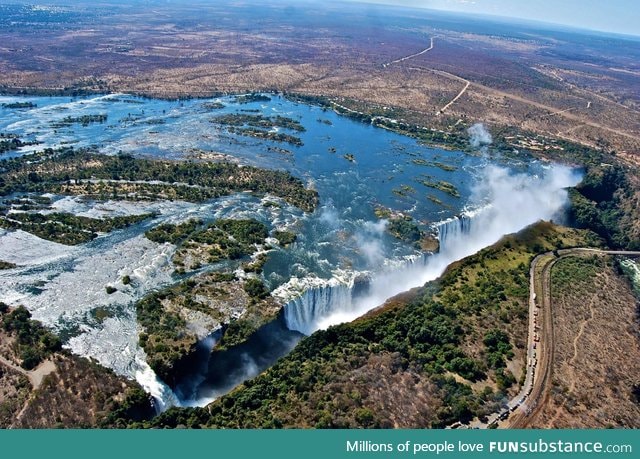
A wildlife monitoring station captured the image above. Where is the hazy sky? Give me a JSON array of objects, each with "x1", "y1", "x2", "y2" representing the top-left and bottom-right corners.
[{"x1": 349, "y1": 0, "x2": 639, "y2": 36}]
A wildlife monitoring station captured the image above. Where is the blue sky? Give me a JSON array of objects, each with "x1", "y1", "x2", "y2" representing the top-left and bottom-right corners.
[{"x1": 349, "y1": 0, "x2": 639, "y2": 36}]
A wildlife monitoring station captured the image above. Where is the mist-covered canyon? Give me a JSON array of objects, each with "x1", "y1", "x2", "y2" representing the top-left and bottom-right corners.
[{"x1": 0, "y1": 94, "x2": 580, "y2": 409}]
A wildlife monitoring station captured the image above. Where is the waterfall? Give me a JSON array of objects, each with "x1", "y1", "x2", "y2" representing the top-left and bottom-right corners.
[
  {"x1": 284, "y1": 281, "x2": 355, "y2": 335},
  {"x1": 281, "y1": 164, "x2": 581, "y2": 337},
  {"x1": 135, "y1": 361, "x2": 181, "y2": 413},
  {"x1": 282, "y1": 257, "x2": 427, "y2": 335},
  {"x1": 436, "y1": 214, "x2": 475, "y2": 252}
]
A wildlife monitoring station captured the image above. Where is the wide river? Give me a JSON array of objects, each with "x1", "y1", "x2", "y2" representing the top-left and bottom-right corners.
[{"x1": 0, "y1": 93, "x2": 579, "y2": 408}]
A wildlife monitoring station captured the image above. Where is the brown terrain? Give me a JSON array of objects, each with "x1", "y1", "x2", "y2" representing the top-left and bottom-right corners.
[
  {"x1": 0, "y1": 314, "x2": 152, "y2": 428},
  {"x1": 506, "y1": 252, "x2": 640, "y2": 428},
  {"x1": 1, "y1": 0, "x2": 639, "y2": 429},
  {"x1": 0, "y1": 1, "x2": 639, "y2": 160}
]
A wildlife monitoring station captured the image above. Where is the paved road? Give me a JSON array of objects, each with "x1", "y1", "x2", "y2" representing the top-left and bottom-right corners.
[{"x1": 504, "y1": 248, "x2": 640, "y2": 428}]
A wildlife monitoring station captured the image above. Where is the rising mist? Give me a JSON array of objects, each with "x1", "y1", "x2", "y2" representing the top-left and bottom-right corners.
[{"x1": 287, "y1": 162, "x2": 581, "y2": 334}]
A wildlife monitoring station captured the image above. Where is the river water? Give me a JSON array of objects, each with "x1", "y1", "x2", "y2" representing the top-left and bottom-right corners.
[{"x1": 0, "y1": 93, "x2": 579, "y2": 408}]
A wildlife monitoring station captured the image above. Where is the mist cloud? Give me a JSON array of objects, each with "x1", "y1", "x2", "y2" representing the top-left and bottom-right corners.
[
  {"x1": 468, "y1": 123, "x2": 493, "y2": 149},
  {"x1": 290, "y1": 163, "x2": 581, "y2": 334}
]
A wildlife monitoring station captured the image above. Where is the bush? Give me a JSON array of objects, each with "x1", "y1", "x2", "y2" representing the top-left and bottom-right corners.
[{"x1": 243, "y1": 278, "x2": 269, "y2": 299}]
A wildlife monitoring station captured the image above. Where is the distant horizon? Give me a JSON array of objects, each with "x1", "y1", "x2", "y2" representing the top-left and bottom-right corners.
[{"x1": 346, "y1": 0, "x2": 640, "y2": 37}]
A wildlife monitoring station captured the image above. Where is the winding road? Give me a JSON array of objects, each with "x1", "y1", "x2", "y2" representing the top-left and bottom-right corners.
[
  {"x1": 502, "y1": 248, "x2": 640, "y2": 428},
  {"x1": 0, "y1": 354, "x2": 57, "y2": 428}
]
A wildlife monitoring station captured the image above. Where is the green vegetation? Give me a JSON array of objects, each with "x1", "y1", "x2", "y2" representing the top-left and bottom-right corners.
[
  {"x1": 105, "y1": 286, "x2": 117, "y2": 294},
  {"x1": 0, "y1": 211, "x2": 152, "y2": 245},
  {"x1": 0, "y1": 133, "x2": 38, "y2": 154},
  {"x1": 1, "y1": 102, "x2": 36, "y2": 109},
  {"x1": 136, "y1": 294, "x2": 190, "y2": 384},
  {"x1": 234, "y1": 94, "x2": 271, "y2": 104},
  {"x1": 0, "y1": 148, "x2": 318, "y2": 212},
  {"x1": 138, "y1": 217, "x2": 272, "y2": 377},
  {"x1": 202, "y1": 101, "x2": 225, "y2": 110},
  {"x1": 482, "y1": 329, "x2": 516, "y2": 391},
  {"x1": 226, "y1": 127, "x2": 303, "y2": 146},
  {"x1": 243, "y1": 278, "x2": 269, "y2": 300},
  {"x1": 415, "y1": 177, "x2": 460, "y2": 198},
  {"x1": 50, "y1": 114, "x2": 107, "y2": 128},
  {"x1": 570, "y1": 164, "x2": 639, "y2": 250},
  {"x1": 0, "y1": 138, "x2": 20, "y2": 154},
  {"x1": 267, "y1": 146, "x2": 293, "y2": 156},
  {"x1": 411, "y1": 159, "x2": 457, "y2": 172},
  {"x1": 185, "y1": 219, "x2": 267, "y2": 265},
  {"x1": 0, "y1": 304, "x2": 62, "y2": 370},
  {"x1": 387, "y1": 216, "x2": 423, "y2": 246},
  {"x1": 427, "y1": 195, "x2": 444, "y2": 206},
  {"x1": 135, "y1": 269, "x2": 279, "y2": 382},
  {"x1": 145, "y1": 218, "x2": 269, "y2": 270},
  {"x1": 392, "y1": 184, "x2": 416, "y2": 197},
  {"x1": 0, "y1": 260, "x2": 16, "y2": 269},
  {"x1": 551, "y1": 255, "x2": 603, "y2": 296},
  {"x1": 138, "y1": 222, "x2": 593, "y2": 429},
  {"x1": 145, "y1": 219, "x2": 201, "y2": 245},
  {"x1": 215, "y1": 219, "x2": 269, "y2": 245},
  {"x1": 286, "y1": 93, "x2": 471, "y2": 151},
  {"x1": 99, "y1": 386, "x2": 156, "y2": 428},
  {"x1": 273, "y1": 230, "x2": 296, "y2": 246},
  {"x1": 211, "y1": 113, "x2": 305, "y2": 132},
  {"x1": 211, "y1": 107, "x2": 304, "y2": 147}
]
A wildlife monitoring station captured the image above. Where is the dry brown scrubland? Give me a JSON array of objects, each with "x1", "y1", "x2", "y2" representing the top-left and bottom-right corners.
[{"x1": 531, "y1": 255, "x2": 640, "y2": 428}]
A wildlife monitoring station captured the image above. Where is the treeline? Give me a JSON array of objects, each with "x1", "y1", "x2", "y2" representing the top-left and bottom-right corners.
[
  {"x1": 226, "y1": 126, "x2": 303, "y2": 147},
  {"x1": 570, "y1": 164, "x2": 639, "y2": 250},
  {"x1": 136, "y1": 294, "x2": 191, "y2": 385},
  {"x1": 145, "y1": 218, "x2": 269, "y2": 268},
  {"x1": 1, "y1": 102, "x2": 37, "y2": 109},
  {"x1": 0, "y1": 148, "x2": 318, "y2": 212},
  {"x1": 211, "y1": 113, "x2": 305, "y2": 132},
  {"x1": 50, "y1": 114, "x2": 107, "y2": 128},
  {"x1": 0, "y1": 133, "x2": 38, "y2": 154},
  {"x1": 284, "y1": 93, "x2": 469, "y2": 151},
  {"x1": 234, "y1": 94, "x2": 271, "y2": 104},
  {"x1": 0, "y1": 211, "x2": 152, "y2": 245},
  {"x1": 0, "y1": 303, "x2": 62, "y2": 370},
  {"x1": 387, "y1": 216, "x2": 422, "y2": 246}
]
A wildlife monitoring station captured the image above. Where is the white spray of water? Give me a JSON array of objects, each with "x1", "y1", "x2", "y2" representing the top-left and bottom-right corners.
[
  {"x1": 355, "y1": 219, "x2": 388, "y2": 267},
  {"x1": 135, "y1": 362, "x2": 181, "y2": 412},
  {"x1": 468, "y1": 123, "x2": 493, "y2": 149},
  {"x1": 285, "y1": 163, "x2": 581, "y2": 334}
]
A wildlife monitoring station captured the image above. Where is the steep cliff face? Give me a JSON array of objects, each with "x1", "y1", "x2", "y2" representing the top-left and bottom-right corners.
[{"x1": 144, "y1": 223, "x2": 595, "y2": 429}]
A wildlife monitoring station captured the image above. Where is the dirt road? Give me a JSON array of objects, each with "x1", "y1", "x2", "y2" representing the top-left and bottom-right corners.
[
  {"x1": 383, "y1": 37, "x2": 434, "y2": 68},
  {"x1": 0, "y1": 355, "x2": 56, "y2": 390}
]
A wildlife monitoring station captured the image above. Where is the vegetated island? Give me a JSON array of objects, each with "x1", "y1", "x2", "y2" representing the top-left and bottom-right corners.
[
  {"x1": 210, "y1": 113, "x2": 305, "y2": 147},
  {"x1": 0, "y1": 148, "x2": 318, "y2": 213},
  {"x1": 1, "y1": 133, "x2": 40, "y2": 154}
]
